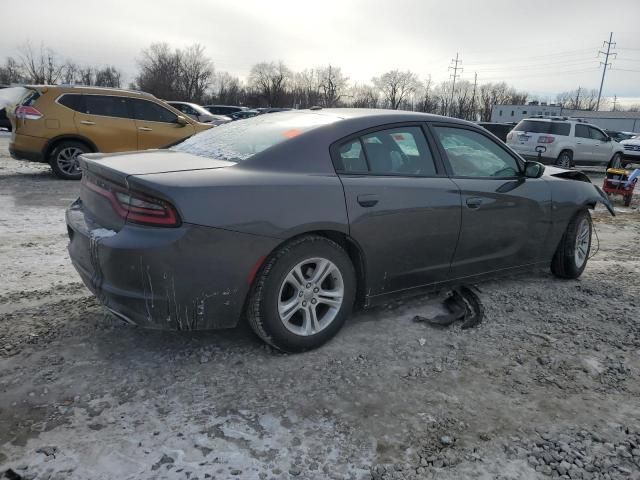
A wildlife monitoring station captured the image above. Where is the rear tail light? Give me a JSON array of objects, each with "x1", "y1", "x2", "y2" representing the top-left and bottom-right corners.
[
  {"x1": 15, "y1": 105, "x2": 43, "y2": 120},
  {"x1": 84, "y1": 174, "x2": 180, "y2": 227},
  {"x1": 538, "y1": 135, "x2": 555, "y2": 144}
]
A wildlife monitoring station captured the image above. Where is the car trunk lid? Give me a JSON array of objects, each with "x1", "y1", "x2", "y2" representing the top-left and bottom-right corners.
[{"x1": 78, "y1": 150, "x2": 235, "y2": 230}]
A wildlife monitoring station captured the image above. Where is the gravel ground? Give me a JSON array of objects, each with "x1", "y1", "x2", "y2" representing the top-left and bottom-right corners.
[{"x1": 1, "y1": 134, "x2": 639, "y2": 480}]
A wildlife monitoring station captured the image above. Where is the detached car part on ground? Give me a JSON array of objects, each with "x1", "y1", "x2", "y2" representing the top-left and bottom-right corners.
[
  {"x1": 6, "y1": 85, "x2": 212, "y2": 180},
  {"x1": 66, "y1": 109, "x2": 614, "y2": 352}
]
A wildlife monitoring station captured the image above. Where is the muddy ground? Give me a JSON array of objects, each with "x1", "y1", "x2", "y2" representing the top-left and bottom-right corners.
[{"x1": 1, "y1": 134, "x2": 639, "y2": 480}]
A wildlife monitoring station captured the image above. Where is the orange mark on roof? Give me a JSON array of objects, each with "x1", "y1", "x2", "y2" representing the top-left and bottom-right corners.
[
  {"x1": 392, "y1": 134, "x2": 405, "y2": 140},
  {"x1": 282, "y1": 128, "x2": 302, "y2": 139}
]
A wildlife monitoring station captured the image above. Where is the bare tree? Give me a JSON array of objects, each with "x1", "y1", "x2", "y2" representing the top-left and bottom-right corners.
[
  {"x1": 210, "y1": 71, "x2": 242, "y2": 105},
  {"x1": 134, "y1": 43, "x2": 183, "y2": 100},
  {"x1": 556, "y1": 88, "x2": 599, "y2": 111},
  {"x1": 317, "y1": 65, "x2": 348, "y2": 107},
  {"x1": 179, "y1": 44, "x2": 213, "y2": 103},
  {"x1": 19, "y1": 42, "x2": 64, "y2": 84},
  {"x1": 0, "y1": 57, "x2": 25, "y2": 84},
  {"x1": 249, "y1": 61, "x2": 291, "y2": 107},
  {"x1": 372, "y1": 70, "x2": 420, "y2": 109},
  {"x1": 95, "y1": 66, "x2": 122, "y2": 88}
]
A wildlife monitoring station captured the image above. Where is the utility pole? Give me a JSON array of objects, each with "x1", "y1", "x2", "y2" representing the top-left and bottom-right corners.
[
  {"x1": 597, "y1": 32, "x2": 616, "y2": 111},
  {"x1": 612, "y1": 95, "x2": 617, "y2": 112},
  {"x1": 574, "y1": 86, "x2": 581, "y2": 109},
  {"x1": 448, "y1": 52, "x2": 462, "y2": 116},
  {"x1": 470, "y1": 72, "x2": 478, "y2": 120}
]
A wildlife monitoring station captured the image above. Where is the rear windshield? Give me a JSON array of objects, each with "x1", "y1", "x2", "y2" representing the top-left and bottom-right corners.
[
  {"x1": 0, "y1": 87, "x2": 37, "y2": 110},
  {"x1": 513, "y1": 120, "x2": 570, "y2": 136},
  {"x1": 172, "y1": 111, "x2": 339, "y2": 161}
]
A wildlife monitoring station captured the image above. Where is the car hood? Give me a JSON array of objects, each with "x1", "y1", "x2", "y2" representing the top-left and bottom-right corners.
[
  {"x1": 542, "y1": 165, "x2": 591, "y2": 182},
  {"x1": 621, "y1": 138, "x2": 640, "y2": 146},
  {"x1": 79, "y1": 150, "x2": 235, "y2": 184}
]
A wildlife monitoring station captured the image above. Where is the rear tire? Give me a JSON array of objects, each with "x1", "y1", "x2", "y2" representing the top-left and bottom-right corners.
[
  {"x1": 551, "y1": 210, "x2": 592, "y2": 279},
  {"x1": 556, "y1": 150, "x2": 572, "y2": 169},
  {"x1": 607, "y1": 153, "x2": 623, "y2": 170},
  {"x1": 247, "y1": 235, "x2": 356, "y2": 353},
  {"x1": 49, "y1": 140, "x2": 90, "y2": 180}
]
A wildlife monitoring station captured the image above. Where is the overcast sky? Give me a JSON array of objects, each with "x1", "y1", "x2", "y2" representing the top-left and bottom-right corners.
[{"x1": 2, "y1": 0, "x2": 640, "y2": 105}]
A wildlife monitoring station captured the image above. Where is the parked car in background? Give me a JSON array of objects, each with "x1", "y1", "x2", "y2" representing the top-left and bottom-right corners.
[
  {"x1": 203, "y1": 105, "x2": 248, "y2": 116},
  {"x1": 8, "y1": 85, "x2": 212, "y2": 179},
  {"x1": 477, "y1": 122, "x2": 516, "y2": 142},
  {"x1": 66, "y1": 108, "x2": 613, "y2": 352},
  {"x1": 229, "y1": 109, "x2": 260, "y2": 120},
  {"x1": 0, "y1": 84, "x2": 13, "y2": 131},
  {"x1": 605, "y1": 130, "x2": 638, "y2": 143},
  {"x1": 620, "y1": 136, "x2": 640, "y2": 167},
  {"x1": 0, "y1": 107, "x2": 11, "y2": 131},
  {"x1": 506, "y1": 117, "x2": 624, "y2": 169},
  {"x1": 166, "y1": 101, "x2": 231, "y2": 125}
]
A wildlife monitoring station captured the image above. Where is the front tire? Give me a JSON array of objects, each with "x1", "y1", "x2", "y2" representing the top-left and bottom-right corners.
[
  {"x1": 49, "y1": 141, "x2": 90, "y2": 180},
  {"x1": 551, "y1": 210, "x2": 592, "y2": 279},
  {"x1": 556, "y1": 150, "x2": 573, "y2": 169},
  {"x1": 247, "y1": 235, "x2": 356, "y2": 353}
]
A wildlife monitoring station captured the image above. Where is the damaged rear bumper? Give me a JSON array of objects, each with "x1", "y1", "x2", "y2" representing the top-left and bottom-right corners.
[{"x1": 66, "y1": 199, "x2": 279, "y2": 330}]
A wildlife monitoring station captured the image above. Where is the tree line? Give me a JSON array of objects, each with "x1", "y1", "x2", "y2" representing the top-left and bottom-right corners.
[{"x1": 1, "y1": 41, "x2": 635, "y2": 119}]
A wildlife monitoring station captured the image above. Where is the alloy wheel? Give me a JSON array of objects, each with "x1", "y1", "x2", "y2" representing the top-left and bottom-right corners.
[
  {"x1": 574, "y1": 218, "x2": 590, "y2": 268},
  {"x1": 277, "y1": 257, "x2": 344, "y2": 336},
  {"x1": 57, "y1": 147, "x2": 84, "y2": 176},
  {"x1": 557, "y1": 154, "x2": 571, "y2": 169}
]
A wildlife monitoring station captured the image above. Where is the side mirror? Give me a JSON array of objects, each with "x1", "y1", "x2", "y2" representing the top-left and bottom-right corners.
[
  {"x1": 524, "y1": 161, "x2": 545, "y2": 178},
  {"x1": 605, "y1": 136, "x2": 611, "y2": 142},
  {"x1": 176, "y1": 115, "x2": 188, "y2": 126}
]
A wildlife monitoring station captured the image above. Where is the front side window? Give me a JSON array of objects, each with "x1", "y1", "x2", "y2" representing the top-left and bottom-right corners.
[
  {"x1": 433, "y1": 126, "x2": 520, "y2": 178},
  {"x1": 335, "y1": 126, "x2": 436, "y2": 176},
  {"x1": 574, "y1": 124, "x2": 590, "y2": 138},
  {"x1": 83, "y1": 95, "x2": 129, "y2": 119},
  {"x1": 589, "y1": 127, "x2": 606, "y2": 142},
  {"x1": 131, "y1": 99, "x2": 178, "y2": 123}
]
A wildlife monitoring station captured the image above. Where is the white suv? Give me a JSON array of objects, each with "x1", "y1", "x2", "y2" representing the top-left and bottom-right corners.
[
  {"x1": 620, "y1": 135, "x2": 640, "y2": 167},
  {"x1": 506, "y1": 117, "x2": 624, "y2": 169}
]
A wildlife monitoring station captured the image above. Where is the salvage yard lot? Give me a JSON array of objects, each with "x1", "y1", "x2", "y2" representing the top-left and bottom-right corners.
[{"x1": 1, "y1": 134, "x2": 639, "y2": 479}]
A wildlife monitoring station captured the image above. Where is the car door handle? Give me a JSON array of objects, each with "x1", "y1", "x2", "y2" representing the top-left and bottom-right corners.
[
  {"x1": 138, "y1": 127, "x2": 152, "y2": 131},
  {"x1": 357, "y1": 194, "x2": 379, "y2": 207},
  {"x1": 465, "y1": 197, "x2": 483, "y2": 209},
  {"x1": 80, "y1": 120, "x2": 95, "y2": 125}
]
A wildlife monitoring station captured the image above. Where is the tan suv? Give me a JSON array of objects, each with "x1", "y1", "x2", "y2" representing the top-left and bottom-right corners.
[{"x1": 9, "y1": 85, "x2": 212, "y2": 179}]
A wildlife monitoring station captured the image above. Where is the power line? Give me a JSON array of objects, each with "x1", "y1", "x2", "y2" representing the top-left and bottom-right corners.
[
  {"x1": 448, "y1": 52, "x2": 462, "y2": 116},
  {"x1": 596, "y1": 32, "x2": 616, "y2": 111}
]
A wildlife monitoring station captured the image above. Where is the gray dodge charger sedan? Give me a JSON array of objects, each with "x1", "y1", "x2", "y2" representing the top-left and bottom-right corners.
[{"x1": 66, "y1": 109, "x2": 614, "y2": 352}]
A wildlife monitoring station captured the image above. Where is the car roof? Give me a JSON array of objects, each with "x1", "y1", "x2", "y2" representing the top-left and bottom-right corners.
[
  {"x1": 285, "y1": 108, "x2": 477, "y2": 128},
  {"x1": 27, "y1": 85, "x2": 156, "y2": 98}
]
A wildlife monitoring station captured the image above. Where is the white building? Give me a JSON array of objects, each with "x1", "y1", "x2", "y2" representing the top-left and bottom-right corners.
[
  {"x1": 491, "y1": 103, "x2": 640, "y2": 132},
  {"x1": 491, "y1": 103, "x2": 562, "y2": 123}
]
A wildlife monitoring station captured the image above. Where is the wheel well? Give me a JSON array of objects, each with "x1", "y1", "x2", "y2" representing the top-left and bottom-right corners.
[
  {"x1": 266, "y1": 230, "x2": 367, "y2": 308},
  {"x1": 43, "y1": 136, "x2": 97, "y2": 160},
  {"x1": 559, "y1": 149, "x2": 573, "y2": 158}
]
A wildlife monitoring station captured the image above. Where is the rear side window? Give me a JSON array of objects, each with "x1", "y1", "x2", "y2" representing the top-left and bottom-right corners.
[
  {"x1": 83, "y1": 95, "x2": 129, "y2": 119},
  {"x1": 58, "y1": 94, "x2": 83, "y2": 112},
  {"x1": 575, "y1": 124, "x2": 590, "y2": 138},
  {"x1": 131, "y1": 99, "x2": 178, "y2": 123},
  {"x1": 549, "y1": 123, "x2": 570, "y2": 135},
  {"x1": 336, "y1": 126, "x2": 436, "y2": 176}
]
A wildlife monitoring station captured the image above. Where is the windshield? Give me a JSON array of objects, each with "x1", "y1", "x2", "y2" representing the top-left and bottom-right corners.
[{"x1": 172, "y1": 111, "x2": 339, "y2": 161}]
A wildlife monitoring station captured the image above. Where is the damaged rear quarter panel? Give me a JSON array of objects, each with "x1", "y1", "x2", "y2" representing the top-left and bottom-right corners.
[{"x1": 69, "y1": 219, "x2": 280, "y2": 330}]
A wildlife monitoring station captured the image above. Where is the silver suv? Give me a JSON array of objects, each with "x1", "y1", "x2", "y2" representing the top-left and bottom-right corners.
[{"x1": 506, "y1": 117, "x2": 624, "y2": 168}]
